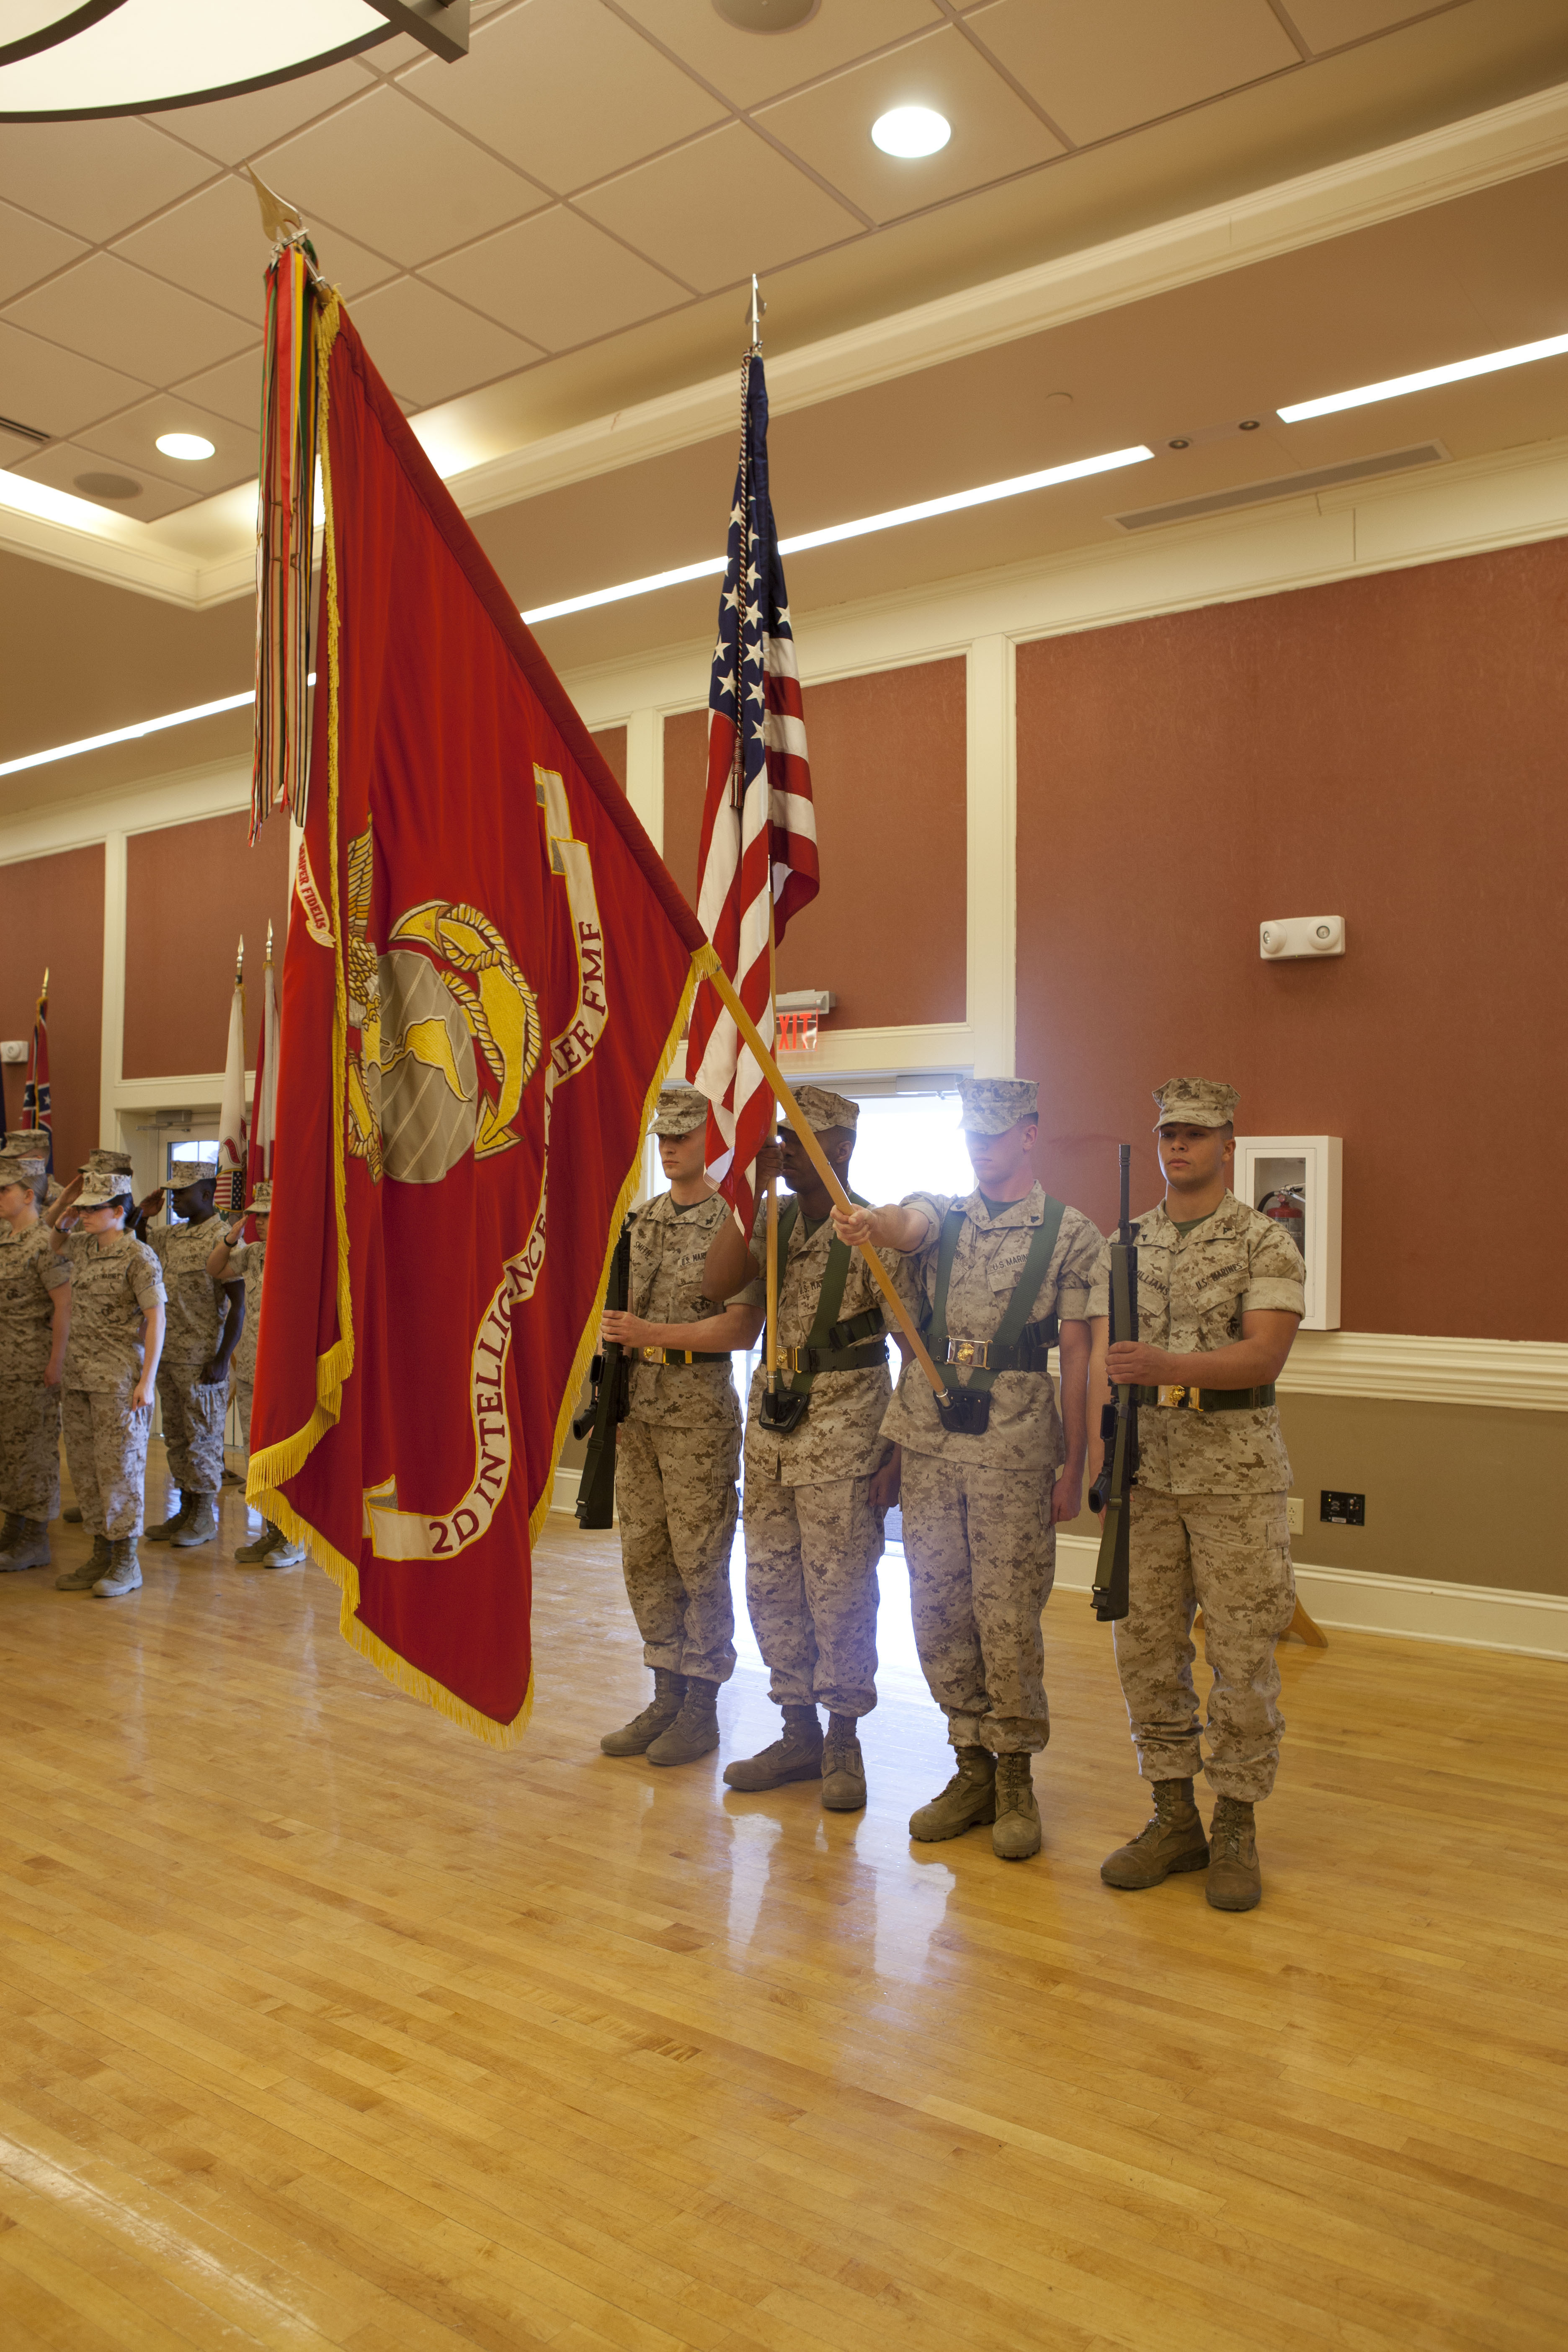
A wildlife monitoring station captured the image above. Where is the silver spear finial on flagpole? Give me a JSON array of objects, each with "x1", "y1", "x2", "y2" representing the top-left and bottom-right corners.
[{"x1": 747, "y1": 272, "x2": 765, "y2": 354}]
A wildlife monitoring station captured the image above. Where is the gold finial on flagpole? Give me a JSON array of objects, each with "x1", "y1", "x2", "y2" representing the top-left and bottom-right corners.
[
  {"x1": 747, "y1": 272, "x2": 765, "y2": 355},
  {"x1": 40, "y1": 967, "x2": 48, "y2": 994},
  {"x1": 247, "y1": 165, "x2": 305, "y2": 251}
]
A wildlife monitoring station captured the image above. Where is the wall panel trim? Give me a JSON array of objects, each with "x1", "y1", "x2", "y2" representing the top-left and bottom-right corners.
[{"x1": 1281, "y1": 1331, "x2": 1567, "y2": 1412}]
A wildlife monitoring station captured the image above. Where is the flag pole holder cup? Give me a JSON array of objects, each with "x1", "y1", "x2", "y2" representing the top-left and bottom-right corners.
[
  {"x1": 758, "y1": 1380, "x2": 809, "y2": 1434},
  {"x1": 933, "y1": 1386, "x2": 990, "y2": 1435}
]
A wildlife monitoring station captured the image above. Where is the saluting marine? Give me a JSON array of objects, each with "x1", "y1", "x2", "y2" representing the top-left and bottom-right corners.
[
  {"x1": 598, "y1": 1085, "x2": 764, "y2": 1766},
  {"x1": 835, "y1": 1078, "x2": 1101, "y2": 1861},
  {"x1": 205, "y1": 1179, "x2": 304, "y2": 1569},
  {"x1": 45, "y1": 1168, "x2": 165, "y2": 1598},
  {"x1": 138, "y1": 1160, "x2": 246, "y2": 1550},
  {"x1": 1088, "y1": 1079, "x2": 1305, "y2": 1912},
  {"x1": 0, "y1": 1148, "x2": 69, "y2": 1573},
  {"x1": 703, "y1": 1086, "x2": 895, "y2": 1813}
]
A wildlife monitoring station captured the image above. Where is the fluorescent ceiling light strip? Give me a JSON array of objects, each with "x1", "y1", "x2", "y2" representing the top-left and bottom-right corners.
[
  {"x1": 3, "y1": 446, "x2": 1156, "y2": 772},
  {"x1": 1279, "y1": 332, "x2": 1568, "y2": 421},
  {"x1": 521, "y1": 443, "x2": 1154, "y2": 624}
]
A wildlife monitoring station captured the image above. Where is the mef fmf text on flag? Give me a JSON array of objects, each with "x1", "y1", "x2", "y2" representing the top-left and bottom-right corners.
[{"x1": 247, "y1": 287, "x2": 713, "y2": 1745}]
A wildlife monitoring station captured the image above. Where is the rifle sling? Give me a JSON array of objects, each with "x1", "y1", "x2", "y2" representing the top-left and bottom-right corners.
[{"x1": 928, "y1": 1196, "x2": 1068, "y2": 1394}]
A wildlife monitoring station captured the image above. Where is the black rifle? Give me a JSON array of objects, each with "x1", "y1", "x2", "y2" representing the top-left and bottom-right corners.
[
  {"x1": 1088, "y1": 1144, "x2": 1139, "y2": 1624},
  {"x1": 574, "y1": 1216, "x2": 634, "y2": 1530}
]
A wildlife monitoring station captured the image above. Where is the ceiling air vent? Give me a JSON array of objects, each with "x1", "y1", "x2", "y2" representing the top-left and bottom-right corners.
[{"x1": 1110, "y1": 442, "x2": 1447, "y2": 532}]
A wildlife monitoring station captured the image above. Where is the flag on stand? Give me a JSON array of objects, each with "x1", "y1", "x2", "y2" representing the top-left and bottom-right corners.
[
  {"x1": 216, "y1": 941, "x2": 248, "y2": 1213},
  {"x1": 685, "y1": 353, "x2": 817, "y2": 1228},
  {"x1": 244, "y1": 920, "x2": 279, "y2": 1230},
  {"x1": 247, "y1": 281, "x2": 713, "y2": 1747},
  {"x1": 21, "y1": 971, "x2": 51, "y2": 1172}
]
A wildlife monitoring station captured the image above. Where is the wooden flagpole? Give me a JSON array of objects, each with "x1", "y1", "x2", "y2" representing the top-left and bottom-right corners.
[{"x1": 707, "y1": 962, "x2": 948, "y2": 1400}]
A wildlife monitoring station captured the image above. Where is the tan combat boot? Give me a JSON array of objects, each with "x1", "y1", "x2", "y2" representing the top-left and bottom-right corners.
[
  {"x1": 0, "y1": 1514, "x2": 49, "y2": 1571},
  {"x1": 93, "y1": 1539, "x2": 142, "y2": 1598},
  {"x1": 602, "y1": 1669, "x2": 685, "y2": 1756},
  {"x1": 1206, "y1": 1794, "x2": 1263, "y2": 1911},
  {"x1": 171, "y1": 1493, "x2": 220, "y2": 1547},
  {"x1": 820, "y1": 1714, "x2": 867, "y2": 1813},
  {"x1": 1101, "y1": 1778, "x2": 1210, "y2": 1889},
  {"x1": 146, "y1": 1491, "x2": 194, "y2": 1542},
  {"x1": 909, "y1": 1746, "x2": 996, "y2": 1842},
  {"x1": 992, "y1": 1752, "x2": 1041, "y2": 1860},
  {"x1": 646, "y1": 1677, "x2": 720, "y2": 1766},
  {"x1": 57, "y1": 1535, "x2": 111, "y2": 1591},
  {"x1": 235, "y1": 1521, "x2": 278, "y2": 1564},
  {"x1": 261, "y1": 1524, "x2": 307, "y2": 1568},
  {"x1": 723, "y1": 1705, "x2": 822, "y2": 1790},
  {"x1": 61, "y1": 1504, "x2": 83, "y2": 1524}
]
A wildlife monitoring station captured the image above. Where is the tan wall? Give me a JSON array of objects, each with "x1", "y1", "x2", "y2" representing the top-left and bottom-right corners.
[
  {"x1": 0, "y1": 843, "x2": 104, "y2": 1174},
  {"x1": 124, "y1": 812, "x2": 291, "y2": 1078}
]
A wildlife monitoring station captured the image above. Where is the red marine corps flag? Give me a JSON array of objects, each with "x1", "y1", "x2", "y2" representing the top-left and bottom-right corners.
[{"x1": 248, "y1": 276, "x2": 712, "y2": 1745}]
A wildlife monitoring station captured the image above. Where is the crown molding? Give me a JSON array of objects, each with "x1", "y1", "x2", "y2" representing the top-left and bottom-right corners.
[
  {"x1": 1280, "y1": 1330, "x2": 1567, "y2": 1412},
  {"x1": 5, "y1": 79, "x2": 1568, "y2": 609}
]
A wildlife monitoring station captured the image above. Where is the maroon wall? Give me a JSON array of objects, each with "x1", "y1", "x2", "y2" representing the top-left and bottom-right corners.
[
  {"x1": 124, "y1": 812, "x2": 291, "y2": 1078},
  {"x1": 591, "y1": 725, "x2": 627, "y2": 790},
  {"x1": 664, "y1": 659, "x2": 967, "y2": 1030},
  {"x1": 1016, "y1": 540, "x2": 1568, "y2": 1341},
  {"x1": 0, "y1": 845, "x2": 104, "y2": 1173}
]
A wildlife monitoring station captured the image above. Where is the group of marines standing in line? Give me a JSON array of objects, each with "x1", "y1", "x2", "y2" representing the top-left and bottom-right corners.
[
  {"x1": 0, "y1": 1139, "x2": 297, "y2": 1602},
  {"x1": 0, "y1": 1068, "x2": 1307, "y2": 1912},
  {"x1": 598, "y1": 1073, "x2": 1307, "y2": 1913}
]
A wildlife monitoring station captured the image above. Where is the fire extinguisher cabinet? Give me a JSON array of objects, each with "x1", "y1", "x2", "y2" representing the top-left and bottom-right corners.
[{"x1": 1232, "y1": 1135, "x2": 1342, "y2": 1331}]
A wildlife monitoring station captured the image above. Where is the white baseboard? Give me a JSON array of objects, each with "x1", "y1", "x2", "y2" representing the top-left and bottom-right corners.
[{"x1": 1054, "y1": 1534, "x2": 1568, "y2": 1661}]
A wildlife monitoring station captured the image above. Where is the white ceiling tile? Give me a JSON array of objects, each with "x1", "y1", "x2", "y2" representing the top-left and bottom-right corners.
[
  {"x1": 403, "y1": 0, "x2": 726, "y2": 195},
  {"x1": 966, "y1": 0, "x2": 1300, "y2": 147},
  {"x1": 140, "y1": 60, "x2": 377, "y2": 166},
  {"x1": 76, "y1": 390, "x2": 258, "y2": 495},
  {"x1": 614, "y1": 0, "x2": 944, "y2": 108},
  {"x1": 1279, "y1": 0, "x2": 1442, "y2": 47},
  {"x1": 3, "y1": 253, "x2": 253, "y2": 385},
  {"x1": 345, "y1": 277, "x2": 543, "y2": 406},
  {"x1": 757, "y1": 24, "x2": 1063, "y2": 227},
  {"x1": 111, "y1": 175, "x2": 399, "y2": 324},
  {"x1": 256, "y1": 85, "x2": 547, "y2": 268},
  {"x1": 0, "y1": 321, "x2": 149, "y2": 438},
  {"x1": 166, "y1": 346, "x2": 265, "y2": 430},
  {"x1": 0, "y1": 427, "x2": 43, "y2": 464},
  {"x1": 0, "y1": 198, "x2": 86, "y2": 306},
  {"x1": 576, "y1": 121, "x2": 861, "y2": 294},
  {"x1": 9, "y1": 438, "x2": 199, "y2": 522},
  {"x1": 0, "y1": 117, "x2": 214, "y2": 243},
  {"x1": 427, "y1": 208, "x2": 688, "y2": 351}
]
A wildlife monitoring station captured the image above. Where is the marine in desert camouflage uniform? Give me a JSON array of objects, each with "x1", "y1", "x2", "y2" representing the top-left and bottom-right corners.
[
  {"x1": 598, "y1": 1086, "x2": 763, "y2": 1768},
  {"x1": 835, "y1": 1077, "x2": 1101, "y2": 1861},
  {"x1": 0, "y1": 1149, "x2": 69, "y2": 1572},
  {"x1": 703, "y1": 1086, "x2": 897, "y2": 1814},
  {"x1": 137, "y1": 1159, "x2": 245, "y2": 1551},
  {"x1": 206, "y1": 1180, "x2": 304, "y2": 1571},
  {"x1": 45, "y1": 1168, "x2": 165, "y2": 1598},
  {"x1": 5, "y1": 1129, "x2": 63, "y2": 1208},
  {"x1": 1088, "y1": 1078, "x2": 1305, "y2": 1913}
]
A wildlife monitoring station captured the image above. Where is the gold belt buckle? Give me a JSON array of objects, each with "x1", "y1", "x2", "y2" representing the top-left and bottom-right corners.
[
  {"x1": 642, "y1": 1346, "x2": 665, "y2": 1364},
  {"x1": 1156, "y1": 1384, "x2": 1203, "y2": 1411},
  {"x1": 774, "y1": 1346, "x2": 801, "y2": 1374},
  {"x1": 946, "y1": 1339, "x2": 987, "y2": 1369}
]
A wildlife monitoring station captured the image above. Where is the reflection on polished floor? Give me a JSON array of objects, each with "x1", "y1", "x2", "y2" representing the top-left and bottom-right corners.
[{"x1": 1, "y1": 1474, "x2": 1563, "y2": 2351}]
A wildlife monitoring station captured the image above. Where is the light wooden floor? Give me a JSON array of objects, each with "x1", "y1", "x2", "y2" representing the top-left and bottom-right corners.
[{"x1": 2, "y1": 1450, "x2": 1563, "y2": 2352}]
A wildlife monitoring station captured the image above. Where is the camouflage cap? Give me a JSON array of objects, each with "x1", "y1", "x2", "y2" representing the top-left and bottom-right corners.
[
  {"x1": 1153, "y1": 1077, "x2": 1239, "y2": 1130},
  {"x1": 958, "y1": 1078, "x2": 1038, "y2": 1135},
  {"x1": 78, "y1": 1169, "x2": 133, "y2": 1207},
  {"x1": 650, "y1": 1084, "x2": 709, "y2": 1138},
  {"x1": 250, "y1": 1179, "x2": 273, "y2": 1214},
  {"x1": 0, "y1": 1151, "x2": 42, "y2": 1186},
  {"x1": 5, "y1": 1129, "x2": 50, "y2": 1153},
  {"x1": 80, "y1": 1149, "x2": 134, "y2": 1176},
  {"x1": 168, "y1": 1158, "x2": 215, "y2": 1190},
  {"x1": 792, "y1": 1085, "x2": 859, "y2": 1134}
]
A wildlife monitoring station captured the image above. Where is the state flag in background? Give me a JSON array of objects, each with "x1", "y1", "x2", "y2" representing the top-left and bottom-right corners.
[
  {"x1": 684, "y1": 353, "x2": 817, "y2": 1228},
  {"x1": 248, "y1": 295, "x2": 713, "y2": 1746},
  {"x1": 21, "y1": 971, "x2": 51, "y2": 1171}
]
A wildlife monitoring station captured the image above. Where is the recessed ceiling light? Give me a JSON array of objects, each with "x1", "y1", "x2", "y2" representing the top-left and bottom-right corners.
[
  {"x1": 156, "y1": 432, "x2": 216, "y2": 461},
  {"x1": 1279, "y1": 331, "x2": 1568, "y2": 421},
  {"x1": 872, "y1": 106, "x2": 950, "y2": 159}
]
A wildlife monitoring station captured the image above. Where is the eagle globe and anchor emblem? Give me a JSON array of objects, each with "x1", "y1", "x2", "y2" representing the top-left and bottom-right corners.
[{"x1": 344, "y1": 819, "x2": 543, "y2": 1181}]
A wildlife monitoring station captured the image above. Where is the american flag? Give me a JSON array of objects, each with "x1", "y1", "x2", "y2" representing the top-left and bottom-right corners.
[{"x1": 685, "y1": 354, "x2": 818, "y2": 1227}]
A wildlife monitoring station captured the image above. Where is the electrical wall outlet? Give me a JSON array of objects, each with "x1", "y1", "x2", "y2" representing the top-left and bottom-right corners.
[{"x1": 1287, "y1": 1496, "x2": 1304, "y2": 1535}]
